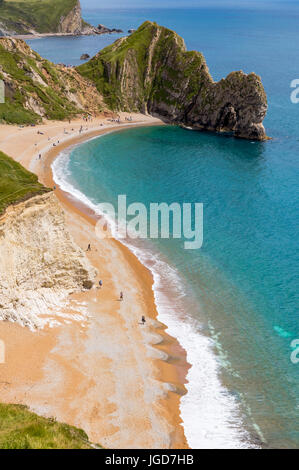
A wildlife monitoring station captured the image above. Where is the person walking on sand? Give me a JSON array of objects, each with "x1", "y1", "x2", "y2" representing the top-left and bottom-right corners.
[
  {"x1": 120, "y1": 291, "x2": 123, "y2": 301},
  {"x1": 98, "y1": 280, "x2": 103, "y2": 289},
  {"x1": 141, "y1": 316, "x2": 146, "y2": 325},
  {"x1": 87, "y1": 243, "x2": 91, "y2": 252}
]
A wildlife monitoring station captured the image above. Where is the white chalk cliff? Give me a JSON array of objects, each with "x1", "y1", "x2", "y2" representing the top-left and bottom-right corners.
[{"x1": 0, "y1": 192, "x2": 97, "y2": 330}]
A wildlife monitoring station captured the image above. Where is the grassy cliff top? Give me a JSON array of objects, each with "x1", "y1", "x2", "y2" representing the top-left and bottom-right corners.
[
  {"x1": 77, "y1": 21, "x2": 193, "y2": 111},
  {"x1": 0, "y1": 403, "x2": 94, "y2": 449},
  {"x1": 0, "y1": 38, "x2": 78, "y2": 123},
  {"x1": 0, "y1": 0, "x2": 78, "y2": 34},
  {"x1": 0, "y1": 150, "x2": 51, "y2": 215}
]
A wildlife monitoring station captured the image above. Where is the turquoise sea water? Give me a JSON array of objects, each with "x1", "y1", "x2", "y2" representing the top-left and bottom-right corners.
[{"x1": 48, "y1": 1, "x2": 299, "y2": 448}]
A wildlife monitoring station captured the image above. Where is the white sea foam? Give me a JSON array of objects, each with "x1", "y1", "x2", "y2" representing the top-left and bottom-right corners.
[{"x1": 52, "y1": 146, "x2": 257, "y2": 449}]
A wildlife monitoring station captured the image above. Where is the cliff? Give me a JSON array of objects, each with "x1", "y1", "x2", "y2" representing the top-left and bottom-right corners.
[
  {"x1": 58, "y1": 0, "x2": 83, "y2": 35},
  {"x1": 0, "y1": 403, "x2": 95, "y2": 449},
  {"x1": 78, "y1": 21, "x2": 268, "y2": 140},
  {"x1": 0, "y1": 37, "x2": 107, "y2": 124},
  {"x1": 0, "y1": 191, "x2": 97, "y2": 330},
  {"x1": 0, "y1": 21, "x2": 268, "y2": 139},
  {"x1": 0, "y1": 150, "x2": 50, "y2": 214},
  {"x1": 0, "y1": 0, "x2": 97, "y2": 36}
]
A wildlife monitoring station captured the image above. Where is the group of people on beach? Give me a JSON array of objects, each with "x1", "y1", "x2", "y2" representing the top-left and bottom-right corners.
[
  {"x1": 34, "y1": 115, "x2": 136, "y2": 162},
  {"x1": 86, "y1": 243, "x2": 146, "y2": 325},
  {"x1": 32, "y1": 118, "x2": 148, "y2": 329},
  {"x1": 107, "y1": 117, "x2": 121, "y2": 124},
  {"x1": 83, "y1": 115, "x2": 93, "y2": 123}
]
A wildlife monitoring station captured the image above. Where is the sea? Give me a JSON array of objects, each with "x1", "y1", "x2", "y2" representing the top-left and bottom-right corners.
[{"x1": 28, "y1": 1, "x2": 299, "y2": 449}]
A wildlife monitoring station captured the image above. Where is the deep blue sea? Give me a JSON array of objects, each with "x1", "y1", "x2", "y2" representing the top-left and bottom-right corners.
[{"x1": 34, "y1": 1, "x2": 299, "y2": 448}]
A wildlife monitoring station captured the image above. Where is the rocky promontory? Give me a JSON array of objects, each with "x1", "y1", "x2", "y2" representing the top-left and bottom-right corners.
[
  {"x1": 78, "y1": 21, "x2": 268, "y2": 140},
  {"x1": 0, "y1": 0, "x2": 124, "y2": 37}
]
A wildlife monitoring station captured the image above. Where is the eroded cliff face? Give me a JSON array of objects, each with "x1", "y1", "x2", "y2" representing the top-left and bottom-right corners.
[
  {"x1": 0, "y1": 193, "x2": 97, "y2": 330},
  {"x1": 78, "y1": 21, "x2": 268, "y2": 140},
  {"x1": 58, "y1": 0, "x2": 82, "y2": 34},
  {"x1": 0, "y1": 0, "x2": 99, "y2": 36}
]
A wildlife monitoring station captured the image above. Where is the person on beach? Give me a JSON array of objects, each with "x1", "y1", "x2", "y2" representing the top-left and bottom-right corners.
[
  {"x1": 120, "y1": 291, "x2": 123, "y2": 301},
  {"x1": 141, "y1": 316, "x2": 146, "y2": 325},
  {"x1": 39, "y1": 154, "x2": 41, "y2": 160},
  {"x1": 97, "y1": 280, "x2": 103, "y2": 289},
  {"x1": 87, "y1": 244, "x2": 91, "y2": 252}
]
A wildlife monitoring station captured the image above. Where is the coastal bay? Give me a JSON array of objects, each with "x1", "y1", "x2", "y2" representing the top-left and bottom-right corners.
[{"x1": 0, "y1": 0, "x2": 298, "y2": 450}]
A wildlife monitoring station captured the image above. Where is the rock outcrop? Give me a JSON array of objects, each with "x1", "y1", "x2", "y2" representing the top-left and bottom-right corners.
[
  {"x1": 0, "y1": 192, "x2": 97, "y2": 330},
  {"x1": 97, "y1": 24, "x2": 123, "y2": 34},
  {"x1": 78, "y1": 21, "x2": 268, "y2": 140}
]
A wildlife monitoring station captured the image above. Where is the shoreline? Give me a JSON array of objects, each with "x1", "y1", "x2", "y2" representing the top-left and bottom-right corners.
[
  {"x1": 0, "y1": 114, "x2": 190, "y2": 448},
  {"x1": 44, "y1": 120, "x2": 191, "y2": 447},
  {"x1": 10, "y1": 31, "x2": 123, "y2": 40}
]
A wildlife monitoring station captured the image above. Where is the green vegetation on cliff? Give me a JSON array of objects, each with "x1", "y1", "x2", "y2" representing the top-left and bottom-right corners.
[
  {"x1": 0, "y1": 20, "x2": 267, "y2": 139},
  {"x1": 0, "y1": 0, "x2": 79, "y2": 35},
  {"x1": 77, "y1": 21, "x2": 211, "y2": 112},
  {"x1": 0, "y1": 37, "x2": 105, "y2": 124},
  {"x1": 0, "y1": 150, "x2": 50, "y2": 215},
  {"x1": 77, "y1": 21, "x2": 268, "y2": 140},
  {"x1": 0, "y1": 39, "x2": 76, "y2": 122},
  {"x1": 0, "y1": 403, "x2": 94, "y2": 449},
  {"x1": 78, "y1": 22, "x2": 166, "y2": 110}
]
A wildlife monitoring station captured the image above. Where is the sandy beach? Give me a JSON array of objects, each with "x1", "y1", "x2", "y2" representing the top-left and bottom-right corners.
[{"x1": 0, "y1": 113, "x2": 190, "y2": 449}]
